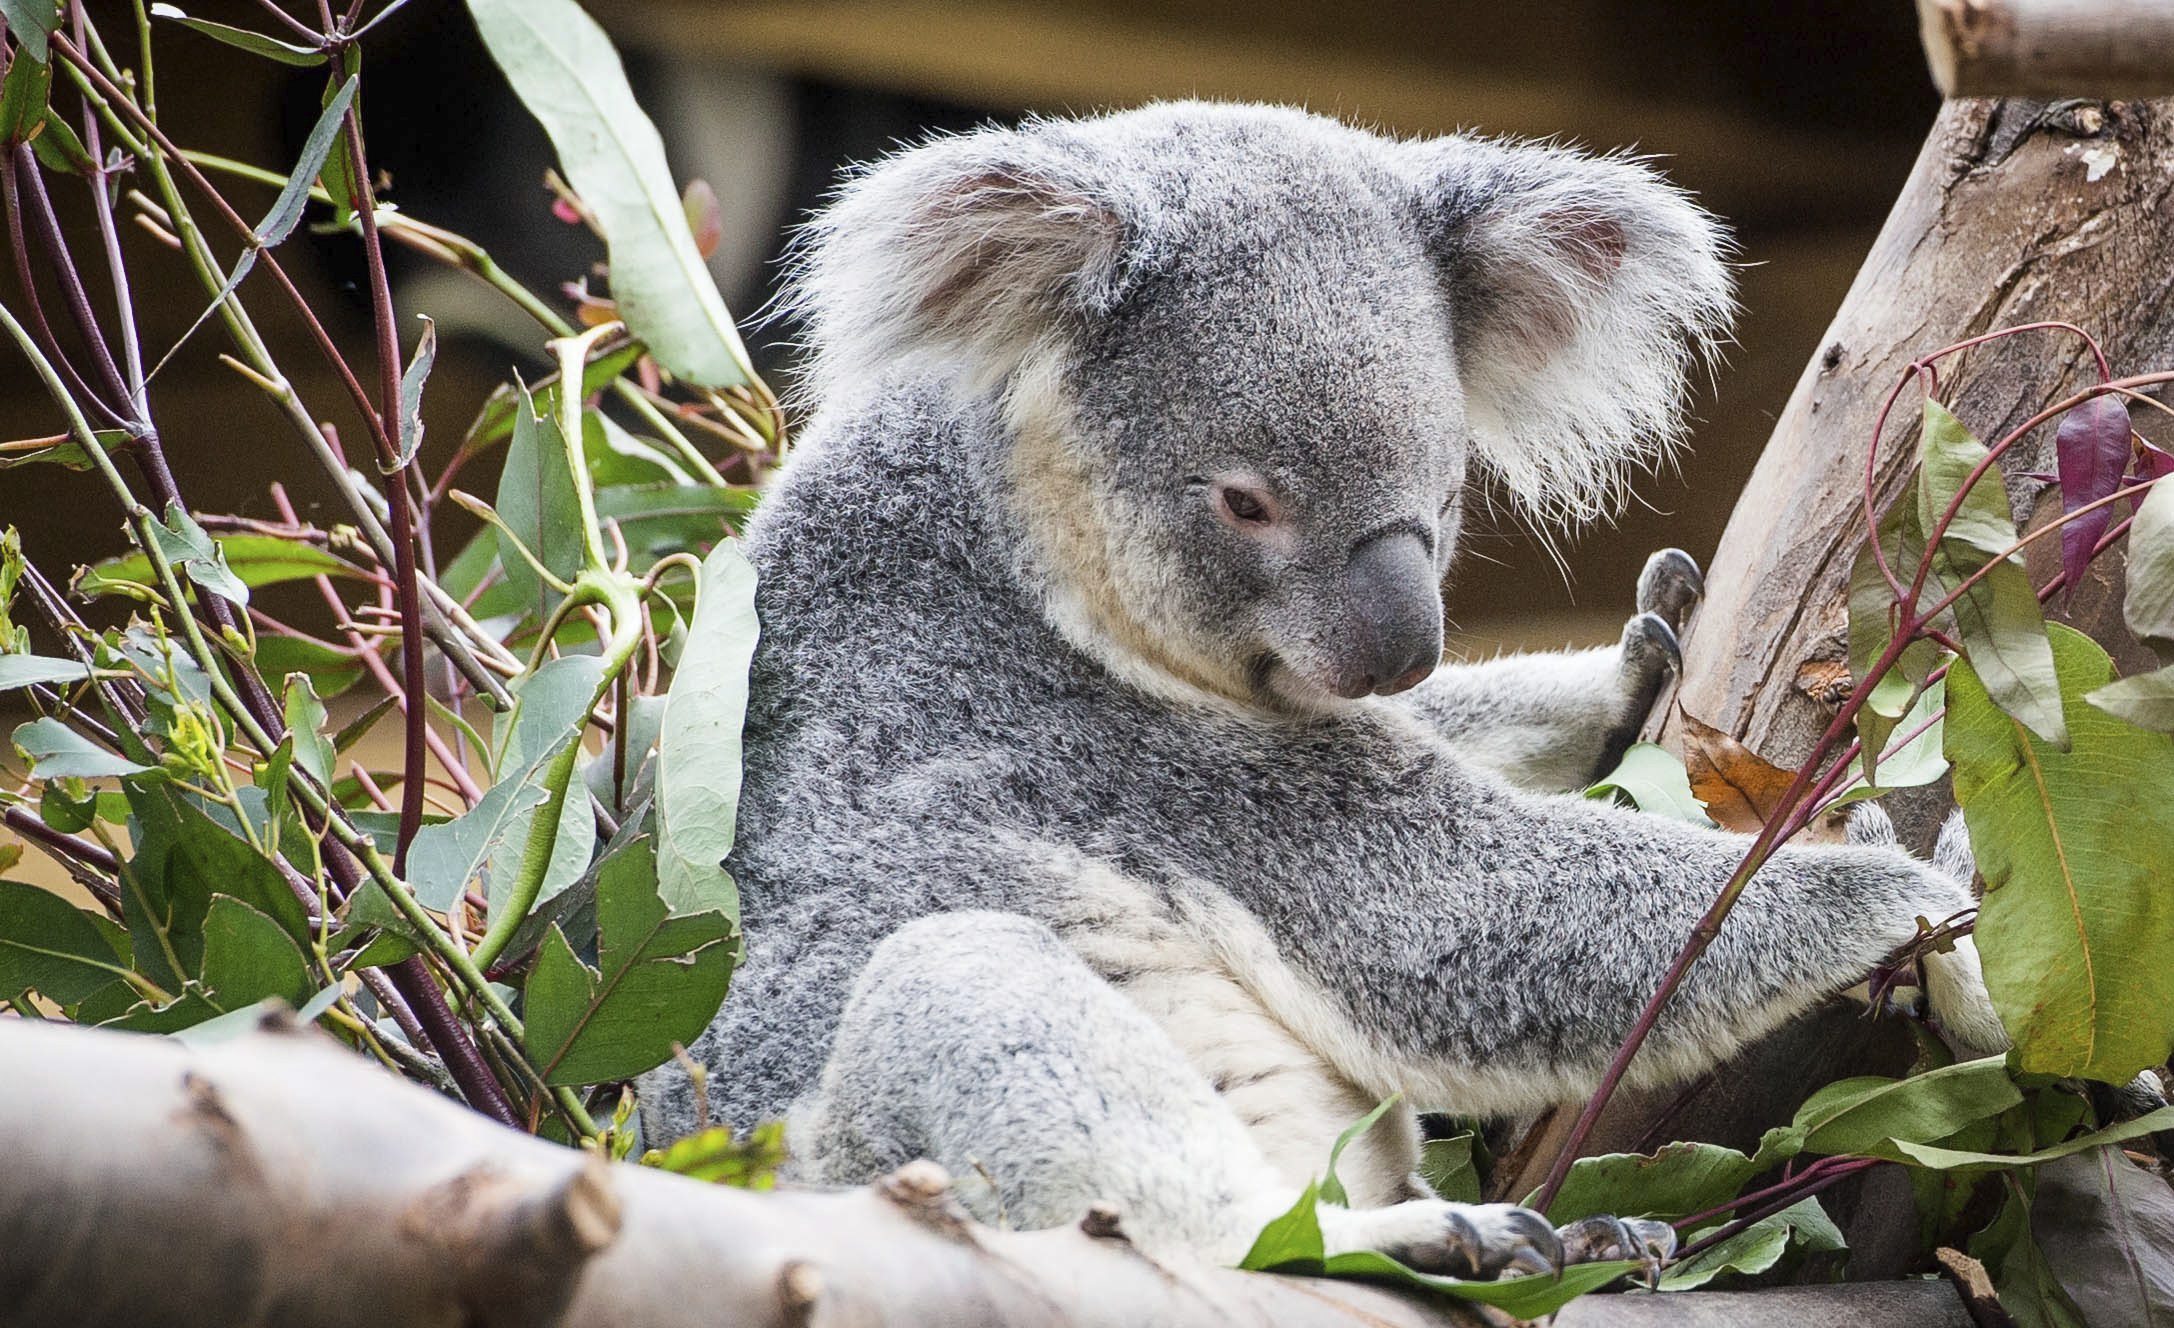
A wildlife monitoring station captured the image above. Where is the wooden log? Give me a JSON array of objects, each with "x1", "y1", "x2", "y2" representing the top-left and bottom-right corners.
[
  {"x1": 1920, "y1": 0, "x2": 2174, "y2": 98},
  {"x1": 0, "y1": 1013, "x2": 1982, "y2": 1328}
]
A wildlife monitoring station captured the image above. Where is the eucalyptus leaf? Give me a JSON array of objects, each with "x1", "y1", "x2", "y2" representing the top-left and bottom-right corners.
[
  {"x1": 2126, "y1": 475, "x2": 2174, "y2": 653},
  {"x1": 1792, "y1": 1055, "x2": 2020, "y2": 1158},
  {"x1": 1892, "y1": 1106, "x2": 2174, "y2": 1170},
  {"x1": 1318, "y1": 1093, "x2": 1400, "y2": 1208},
  {"x1": 467, "y1": 0, "x2": 758, "y2": 388},
  {"x1": 0, "y1": 880, "x2": 135, "y2": 1005},
  {"x1": 281, "y1": 673, "x2": 334, "y2": 788},
  {"x1": 0, "y1": 654, "x2": 99, "y2": 690},
  {"x1": 1545, "y1": 1137, "x2": 1785, "y2": 1224},
  {"x1": 197, "y1": 895, "x2": 312, "y2": 1011},
  {"x1": 654, "y1": 541, "x2": 757, "y2": 918},
  {"x1": 148, "y1": 503, "x2": 250, "y2": 607},
  {"x1": 1917, "y1": 399, "x2": 2065, "y2": 746},
  {"x1": 149, "y1": 4, "x2": 327, "y2": 66},
  {"x1": 521, "y1": 833, "x2": 734, "y2": 1085},
  {"x1": 1974, "y1": 1178, "x2": 2088, "y2": 1328},
  {"x1": 1657, "y1": 1197, "x2": 1844, "y2": 1291},
  {"x1": 389, "y1": 315, "x2": 436, "y2": 469},
  {"x1": 2054, "y1": 395, "x2": 2133, "y2": 597},
  {"x1": 0, "y1": 32, "x2": 53, "y2": 141},
  {"x1": 1949, "y1": 625, "x2": 2174, "y2": 1081},
  {"x1": 2032, "y1": 1147, "x2": 2174, "y2": 1327},
  {"x1": 12, "y1": 717, "x2": 152, "y2": 779},
  {"x1": 0, "y1": 0, "x2": 61, "y2": 62},
  {"x1": 2087, "y1": 663, "x2": 2174, "y2": 730},
  {"x1": 495, "y1": 385, "x2": 584, "y2": 625},
  {"x1": 1585, "y1": 741, "x2": 1711, "y2": 823}
]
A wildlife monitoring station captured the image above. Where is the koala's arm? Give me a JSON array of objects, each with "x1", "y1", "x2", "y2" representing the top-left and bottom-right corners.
[
  {"x1": 1393, "y1": 550, "x2": 1701, "y2": 792},
  {"x1": 1177, "y1": 717, "x2": 1982, "y2": 1114}
]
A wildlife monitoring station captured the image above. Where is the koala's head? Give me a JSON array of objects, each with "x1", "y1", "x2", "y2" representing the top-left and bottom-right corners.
[{"x1": 787, "y1": 103, "x2": 1731, "y2": 712}]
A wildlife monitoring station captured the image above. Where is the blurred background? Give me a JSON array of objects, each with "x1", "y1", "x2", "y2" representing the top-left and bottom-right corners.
[{"x1": 0, "y1": 0, "x2": 1942, "y2": 654}]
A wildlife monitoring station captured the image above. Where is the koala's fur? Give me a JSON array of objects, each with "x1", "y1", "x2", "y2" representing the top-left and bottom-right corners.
[{"x1": 639, "y1": 102, "x2": 1996, "y2": 1272}]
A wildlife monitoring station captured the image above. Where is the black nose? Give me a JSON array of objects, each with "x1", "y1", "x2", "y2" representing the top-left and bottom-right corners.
[{"x1": 1336, "y1": 532, "x2": 1443, "y2": 698}]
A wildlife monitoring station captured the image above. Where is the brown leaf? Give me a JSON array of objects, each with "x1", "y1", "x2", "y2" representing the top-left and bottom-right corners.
[{"x1": 1678, "y1": 709, "x2": 1798, "y2": 833}]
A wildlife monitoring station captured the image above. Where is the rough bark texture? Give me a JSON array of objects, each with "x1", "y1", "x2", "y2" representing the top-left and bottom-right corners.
[
  {"x1": 1502, "y1": 93, "x2": 2174, "y2": 1274},
  {"x1": 1919, "y1": 0, "x2": 2174, "y2": 98},
  {"x1": 0, "y1": 1014, "x2": 1975, "y2": 1327},
  {"x1": 1665, "y1": 95, "x2": 2174, "y2": 782}
]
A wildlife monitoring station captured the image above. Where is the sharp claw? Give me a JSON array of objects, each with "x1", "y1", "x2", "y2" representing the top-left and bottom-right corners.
[
  {"x1": 1636, "y1": 548, "x2": 1705, "y2": 628},
  {"x1": 1502, "y1": 1207, "x2": 1565, "y2": 1274},
  {"x1": 1622, "y1": 611, "x2": 1682, "y2": 674},
  {"x1": 1440, "y1": 1209, "x2": 1483, "y2": 1276}
]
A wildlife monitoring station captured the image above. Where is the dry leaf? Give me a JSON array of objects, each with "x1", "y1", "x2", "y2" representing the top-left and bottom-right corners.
[{"x1": 1678, "y1": 709, "x2": 1799, "y2": 833}]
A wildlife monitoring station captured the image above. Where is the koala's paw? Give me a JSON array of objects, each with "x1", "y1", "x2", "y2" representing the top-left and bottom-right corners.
[
  {"x1": 1636, "y1": 548, "x2": 1705, "y2": 633},
  {"x1": 1558, "y1": 1213, "x2": 1677, "y2": 1280},
  {"x1": 1323, "y1": 1200, "x2": 1665, "y2": 1281}
]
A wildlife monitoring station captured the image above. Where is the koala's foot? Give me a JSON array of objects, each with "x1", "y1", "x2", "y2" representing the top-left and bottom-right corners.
[
  {"x1": 1318, "y1": 1200, "x2": 1670, "y2": 1280},
  {"x1": 1636, "y1": 547, "x2": 1704, "y2": 632},
  {"x1": 1589, "y1": 550, "x2": 1705, "y2": 785}
]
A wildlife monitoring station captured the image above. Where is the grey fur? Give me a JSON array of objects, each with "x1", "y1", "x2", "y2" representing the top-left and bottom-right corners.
[{"x1": 640, "y1": 102, "x2": 1990, "y2": 1267}]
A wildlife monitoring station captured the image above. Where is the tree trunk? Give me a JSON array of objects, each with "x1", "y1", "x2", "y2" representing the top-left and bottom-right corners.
[
  {"x1": 1919, "y1": 0, "x2": 2174, "y2": 98},
  {"x1": 1498, "y1": 93, "x2": 2174, "y2": 1267},
  {"x1": 0, "y1": 1013, "x2": 1975, "y2": 1327}
]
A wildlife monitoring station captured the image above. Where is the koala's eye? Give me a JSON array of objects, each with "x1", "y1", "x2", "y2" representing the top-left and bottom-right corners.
[{"x1": 1216, "y1": 484, "x2": 1276, "y2": 527}]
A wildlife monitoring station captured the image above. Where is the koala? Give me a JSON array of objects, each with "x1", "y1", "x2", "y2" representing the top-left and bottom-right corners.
[{"x1": 638, "y1": 101, "x2": 2001, "y2": 1277}]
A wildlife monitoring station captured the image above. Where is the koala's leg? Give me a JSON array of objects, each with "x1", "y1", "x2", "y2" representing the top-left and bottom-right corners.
[
  {"x1": 1398, "y1": 549, "x2": 1701, "y2": 791},
  {"x1": 792, "y1": 909, "x2": 1662, "y2": 1274}
]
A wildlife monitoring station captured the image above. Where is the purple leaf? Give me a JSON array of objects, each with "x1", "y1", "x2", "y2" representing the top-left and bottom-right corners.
[{"x1": 2056, "y1": 395, "x2": 2133, "y2": 593}]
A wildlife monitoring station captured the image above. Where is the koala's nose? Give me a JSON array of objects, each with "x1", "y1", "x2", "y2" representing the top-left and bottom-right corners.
[{"x1": 1336, "y1": 532, "x2": 1444, "y2": 698}]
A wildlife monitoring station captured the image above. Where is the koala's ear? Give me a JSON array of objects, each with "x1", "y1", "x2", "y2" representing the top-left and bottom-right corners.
[
  {"x1": 1409, "y1": 138, "x2": 1734, "y2": 524},
  {"x1": 782, "y1": 126, "x2": 1148, "y2": 403}
]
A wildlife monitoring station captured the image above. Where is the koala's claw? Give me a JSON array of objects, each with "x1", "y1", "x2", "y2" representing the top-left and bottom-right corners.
[
  {"x1": 1346, "y1": 1201, "x2": 1667, "y2": 1281},
  {"x1": 1349, "y1": 1201, "x2": 1564, "y2": 1279},
  {"x1": 1557, "y1": 1213, "x2": 1677, "y2": 1281},
  {"x1": 1620, "y1": 610, "x2": 1683, "y2": 680},
  {"x1": 1636, "y1": 548, "x2": 1704, "y2": 632}
]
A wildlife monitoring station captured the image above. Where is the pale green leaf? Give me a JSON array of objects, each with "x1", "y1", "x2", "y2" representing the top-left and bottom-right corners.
[
  {"x1": 654, "y1": 541, "x2": 757, "y2": 917},
  {"x1": 1949, "y1": 625, "x2": 2174, "y2": 1081}
]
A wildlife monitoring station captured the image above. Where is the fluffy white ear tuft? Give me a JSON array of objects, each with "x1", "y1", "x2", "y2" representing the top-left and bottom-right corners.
[
  {"x1": 779, "y1": 126, "x2": 1144, "y2": 408},
  {"x1": 1409, "y1": 138, "x2": 1735, "y2": 525}
]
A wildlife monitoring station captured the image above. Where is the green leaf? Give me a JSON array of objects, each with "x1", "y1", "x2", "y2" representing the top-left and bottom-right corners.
[
  {"x1": 467, "y1": 0, "x2": 758, "y2": 388},
  {"x1": 1848, "y1": 498, "x2": 1943, "y2": 781},
  {"x1": 2124, "y1": 473, "x2": 2174, "y2": 655},
  {"x1": 654, "y1": 541, "x2": 758, "y2": 917},
  {"x1": 0, "y1": 31, "x2": 53, "y2": 141},
  {"x1": 1546, "y1": 1139, "x2": 1776, "y2": 1224},
  {"x1": 1315, "y1": 1250, "x2": 1638, "y2": 1319},
  {"x1": 125, "y1": 782, "x2": 311, "y2": 954},
  {"x1": 1917, "y1": 399, "x2": 2066, "y2": 746},
  {"x1": 0, "y1": 653, "x2": 99, "y2": 690},
  {"x1": 149, "y1": 502, "x2": 250, "y2": 607},
  {"x1": 1829, "y1": 677, "x2": 1949, "y2": 805},
  {"x1": 521, "y1": 833, "x2": 735, "y2": 1085},
  {"x1": 197, "y1": 895, "x2": 311, "y2": 1010},
  {"x1": 12, "y1": 717, "x2": 153, "y2": 778},
  {"x1": 1585, "y1": 741, "x2": 1712, "y2": 823},
  {"x1": 405, "y1": 654, "x2": 600, "y2": 913},
  {"x1": 1892, "y1": 1106, "x2": 2174, "y2": 1170},
  {"x1": 2087, "y1": 663, "x2": 2174, "y2": 730},
  {"x1": 0, "y1": 0, "x2": 61, "y2": 62},
  {"x1": 1658, "y1": 1197, "x2": 1845, "y2": 1291},
  {"x1": 1239, "y1": 1178, "x2": 1326, "y2": 1271},
  {"x1": 26, "y1": 106, "x2": 89, "y2": 175},
  {"x1": 1319, "y1": 1093, "x2": 1401, "y2": 1207},
  {"x1": 1792, "y1": 1055, "x2": 2021, "y2": 1158},
  {"x1": 641, "y1": 1119, "x2": 787, "y2": 1189},
  {"x1": 148, "y1": 4, "x2": 327, "y2": 65},
  {"x1": 495, "y1": 385, "x2": 585, "y2": 624},
  {"x1": 281, "y1": 673, "x2": 334, "y2": 788},
  {"x1": 1948, "y1": 624, "x2": 2174, "y2": 1081},
  {"x1": 389, "y1": 315, "x2": 436, "y2": 469},
  {"x1": 0, "y1": 425, "x2": 124, "y2": 471},
  {"x1": 1418, "y1": 1132, "x2": 1480, "y2": 1204},
  {"x1": 1973, "y1": 1178, "x2": 2088, "y2": 1328},
  {"x1": 595, "y1": 482, "x2": 753, "y2": 566},
  {"x1": 0, "y1": 880, "x2": 135, "y2": 1005}
]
